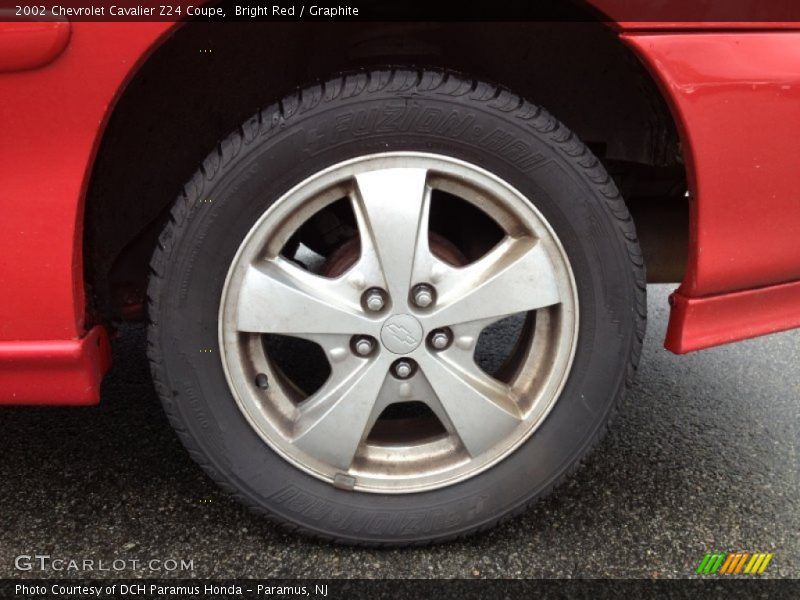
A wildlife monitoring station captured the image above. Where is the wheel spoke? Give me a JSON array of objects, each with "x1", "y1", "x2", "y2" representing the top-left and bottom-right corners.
[
  {"x1": 235, "y1": 258, "x2": 371, "y2": 337},
  {"x1": 418, "y1": 355, "x2": 522, "y2": 458},
  {"x1": 427, "y1": 237, "x2": 561, "y2": 330},
  {"x1": 292, "y1": 358, "x2": 389, "y2": 471},
  {"x1": 352, "y1": 168, "x2": 430, "y2": 304}
]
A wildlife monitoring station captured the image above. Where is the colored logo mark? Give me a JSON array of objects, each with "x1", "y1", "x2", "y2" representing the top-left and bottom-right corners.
[{"x1": 696, "y1": 552, "x2": 774, "y2": 575}]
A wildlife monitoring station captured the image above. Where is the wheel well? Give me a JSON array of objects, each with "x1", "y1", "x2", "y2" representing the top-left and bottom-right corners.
[{"x1": 84, "y1": 18, "x2": 688, "y2": 323}]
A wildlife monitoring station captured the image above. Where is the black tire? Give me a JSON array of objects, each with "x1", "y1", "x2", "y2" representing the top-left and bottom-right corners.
[{"x1": 147, "y1": 69, "x2": 646, "y2": 545}]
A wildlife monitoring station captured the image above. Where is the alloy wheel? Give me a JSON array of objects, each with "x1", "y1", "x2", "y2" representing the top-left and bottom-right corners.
[{"x1": 219, "y1": 152, "x2": 579, "y2": 493}]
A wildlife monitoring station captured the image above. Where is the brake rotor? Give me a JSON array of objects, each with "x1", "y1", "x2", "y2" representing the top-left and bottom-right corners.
[{"x1": 321, "y1": 231, "x2": 468, "y2": 277}]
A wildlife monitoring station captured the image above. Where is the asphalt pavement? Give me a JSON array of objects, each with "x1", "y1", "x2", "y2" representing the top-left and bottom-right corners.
[{"x1": 0, "y1": 285, "x2": 797, "y2": 579}]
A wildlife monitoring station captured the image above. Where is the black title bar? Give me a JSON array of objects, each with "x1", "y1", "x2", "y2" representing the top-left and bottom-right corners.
[{"x1": 3, "y1": 0, "x2": 800, "y2": 22}]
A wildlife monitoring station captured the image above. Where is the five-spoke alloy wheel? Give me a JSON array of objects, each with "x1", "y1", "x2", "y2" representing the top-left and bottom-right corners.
[
  {"x1": 219, "y1": 153, "x2": 578, "y2": 493},
  {"x1": 148, "y1": 69, "x2": 645, "y2": 544}
]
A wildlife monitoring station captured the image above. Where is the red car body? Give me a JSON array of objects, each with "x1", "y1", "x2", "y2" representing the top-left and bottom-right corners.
[{"x1": 2, "y1": 6, "x2": 800, "y2": 405}]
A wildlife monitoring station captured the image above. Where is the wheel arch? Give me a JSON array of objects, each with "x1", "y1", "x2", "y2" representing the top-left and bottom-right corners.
[{"x1": 82, "y1": 18, "x2": 689, "y2": 326}]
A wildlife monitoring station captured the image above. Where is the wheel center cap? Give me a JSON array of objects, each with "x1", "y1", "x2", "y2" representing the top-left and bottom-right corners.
[{"x1": 380, "y1": 314, "x2": 424, "y2": 354}]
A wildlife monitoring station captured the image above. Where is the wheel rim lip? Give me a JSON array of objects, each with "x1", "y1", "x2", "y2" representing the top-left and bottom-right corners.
[{"x1": 218, "y1": 151, "x2": 579, "y2": 494}]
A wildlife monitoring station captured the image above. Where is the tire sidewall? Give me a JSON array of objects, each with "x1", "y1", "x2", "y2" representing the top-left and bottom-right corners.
[{"x1": 151, "y1": 79, "x2": 639, "y2": 543}]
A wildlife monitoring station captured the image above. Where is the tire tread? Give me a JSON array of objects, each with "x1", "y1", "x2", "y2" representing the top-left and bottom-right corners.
[{"x1": 147, "y1": 68, "x2": 647, "y2": 547}]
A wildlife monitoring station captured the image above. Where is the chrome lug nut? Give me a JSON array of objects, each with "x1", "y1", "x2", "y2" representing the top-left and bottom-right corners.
[
  {"x1": 412, "y1": 284, "x2": 435, "y2": 308},
  {"x1": 430, "y1": 330, "x2": 450, "y2": 350},
  {"x1": 363, "y1": 288, "x2": 386, "y2": 312},
  {"x1": 393, "y1": 359, "x2": 414, "y2": 379},
  {"x1": 353, "y1": 337, "x2": 375, "y2": 357}
]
